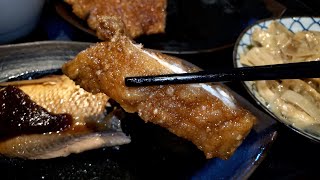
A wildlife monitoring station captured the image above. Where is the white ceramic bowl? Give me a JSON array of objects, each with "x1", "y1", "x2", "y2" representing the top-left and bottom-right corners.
[
  {"x1": 233, "y1": 17, "x2": 320, "y2": 142},
  {"x1": 0, "y1": 0, "x2": 45, "y2": 44}
]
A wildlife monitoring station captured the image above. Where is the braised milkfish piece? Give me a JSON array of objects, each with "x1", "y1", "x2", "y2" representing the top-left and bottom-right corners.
[
  {"x1": 0, "y1": 75, "x2": 130, "y2": 159},
  {"x1": 62, "y1": 35, "x2": 256, "y2": 159}
]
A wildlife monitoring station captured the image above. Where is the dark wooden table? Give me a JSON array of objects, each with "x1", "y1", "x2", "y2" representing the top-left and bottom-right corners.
[{"x1": 5, "y1": 0, "x2": 320, "y2": 179}]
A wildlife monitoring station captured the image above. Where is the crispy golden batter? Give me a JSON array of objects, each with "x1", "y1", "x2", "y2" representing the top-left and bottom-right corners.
[
  {"x1": 62, "y1": 36, "x2": 255, "y2": 159},
  {"x1": 65, "y1": 0, "x2": 167, "y2": 39}
]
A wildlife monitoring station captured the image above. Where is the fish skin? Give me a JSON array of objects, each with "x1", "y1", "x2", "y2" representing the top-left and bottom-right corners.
[
  {"x1": 0, "y1": 131, "x2": 130, "y2": 159},
  {"x1": 18, "y1": 75, "x2": 109, "y2": 128}
]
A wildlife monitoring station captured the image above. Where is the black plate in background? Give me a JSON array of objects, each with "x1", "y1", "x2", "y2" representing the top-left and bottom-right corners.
[{"x1": 55, "y1": 0, "x2": 286, "y2": 54}]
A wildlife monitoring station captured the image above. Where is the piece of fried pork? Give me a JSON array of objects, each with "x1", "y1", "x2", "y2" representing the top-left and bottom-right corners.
[
  {"x1": 62, "y1": 34, "x2": 255, "y2": 159},
  {"x1": 64, "y1": 0, "x2": 167, "y2": 39}
]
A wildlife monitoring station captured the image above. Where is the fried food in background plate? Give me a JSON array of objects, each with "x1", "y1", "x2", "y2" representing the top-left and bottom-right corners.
[{"x1": 64, "y1": 0, "x2": 167, "y2": 39}]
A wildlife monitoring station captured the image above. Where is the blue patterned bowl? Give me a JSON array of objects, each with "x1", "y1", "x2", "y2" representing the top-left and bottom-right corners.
[{"x1": 233, "y1": 17, "x2": 320, "y2": 142}]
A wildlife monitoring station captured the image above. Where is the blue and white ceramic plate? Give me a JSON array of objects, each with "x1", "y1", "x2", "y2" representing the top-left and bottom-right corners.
[
  {"x1": 233, "y1": 17, "x2": 320, "y2": 142},
  {"x1": 0, "y1": 41, "x2": 277, "y2": 179}
]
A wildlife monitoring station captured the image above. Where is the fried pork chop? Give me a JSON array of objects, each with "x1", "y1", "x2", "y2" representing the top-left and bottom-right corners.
[
  {"x1": 62, "y1": 34, "x2": 256, "y2": 159},
  {"x1": 65, "y1": 0, "x2": 167, "y2": 39}
]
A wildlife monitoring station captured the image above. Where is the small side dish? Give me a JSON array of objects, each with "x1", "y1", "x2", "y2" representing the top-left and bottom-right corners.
[{"x1": 234, "y1": 17, "x2": 320, "y2": 140}]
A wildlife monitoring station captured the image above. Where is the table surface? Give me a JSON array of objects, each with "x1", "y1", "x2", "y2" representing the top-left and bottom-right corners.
[{"x1": 4, "y1": 0, "x2": 320, "y2": 179}]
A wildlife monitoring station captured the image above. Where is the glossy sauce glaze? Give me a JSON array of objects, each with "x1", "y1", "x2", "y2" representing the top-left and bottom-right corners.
[{"x1": 0, "y1": 86, "x2": 72, "y2": 137}]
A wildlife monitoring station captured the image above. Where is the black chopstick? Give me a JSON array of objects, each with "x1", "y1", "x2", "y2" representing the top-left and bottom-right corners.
[{"x1": 125, "y1": 61, "x2": 320, "y2": 86}]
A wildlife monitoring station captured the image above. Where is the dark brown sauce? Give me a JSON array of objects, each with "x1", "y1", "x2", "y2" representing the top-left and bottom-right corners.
[{"x1": 0, "y1": 86, "x2": 73, "y2": 137}]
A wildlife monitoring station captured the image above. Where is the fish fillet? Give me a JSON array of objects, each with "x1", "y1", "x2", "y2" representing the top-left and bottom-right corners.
[
  {"x1": 64, "y1": 0, "x2": 167, "y2": 39},
  {"x1": 18, "y1": 75, "x2": 109, "y2": 127},
  {"x1": 0, "y1": 75, "x2": 130, "y2": 159},
  {"x1": 62, "y1": 36, "x2": 256, "y2": 159}
]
